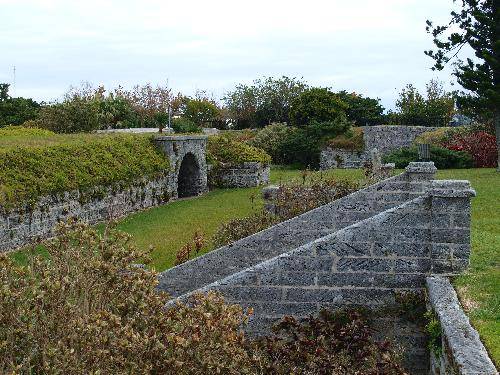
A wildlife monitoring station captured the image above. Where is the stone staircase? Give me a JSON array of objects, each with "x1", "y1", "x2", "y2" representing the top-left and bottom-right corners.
[{"x1": 156, "y1": 162, "x2": 477, "y2": 374}]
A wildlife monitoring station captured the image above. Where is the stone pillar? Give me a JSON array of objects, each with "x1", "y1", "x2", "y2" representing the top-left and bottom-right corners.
[
  {"x1": 428, "y1": 180, "x2": 476, "y2": 274},
  {"x1": 262, "y1": 185, "x2": 279, "y2": 215},
  {"x1": 404, "y1": 162, "x2": 438, "y2": 200}
]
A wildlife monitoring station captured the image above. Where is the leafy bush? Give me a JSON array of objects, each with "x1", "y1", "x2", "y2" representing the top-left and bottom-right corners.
[
  {"x1": 248, "y1": 123, "x2": 295, "y2": 164},
  {"x1": 279, "y1": 117, "x2": 351, "y2": 167},
  {"x1": 274, "y1": 177, "x2": 358, "y2": 220},
  {"x1": 336, "y1": 90, "x2": 385, "y2": 126},
  {"x1": 445, "y1": 131, "x2": 497, "y2": 168},
  {"x1": 0, "y1": 134, "x2": 170, "y2": 211},
  {"x1": 171, "y1": 117, "x2": 202, "y2": 133},
  {"x1": 0, "y1": 125, "x2": 54, "y2": 138},
  {"x1": 183, "y1": 99, "x2": 221, "y2": 128},
  {"x1": 289, "y1": 87, "x2": 348, "y2": 126},
  {"x1": 382, "y1": 145, "x2": 473, "y2": 169},
  {"x1": 326, "y1": 126, "x2": 365, "y2": 150},
  {"x1": 218, "y1": 129, "x2": 259, "y2": 143},
  {"x1": 206, "y1": 136, "x2": 272, "y2": 167},
  {"x1": 0, "y1": 222, "x2": 254, "y2": 374},
  {"x1": 252, "y1": 310, "x2": 406, "y2": 374},
  {"x1": 415, "y1": 124, "x2": 497, "y2": 168},
  {"x1": 212, "y1": 175, "x2": 358, "y2": 247},
  {"x1": 212, "y1": 211, "x2": 280, "y2": 249},
  {"x1": 35, "y1": 97, "x2": 102, "y2": 133},
  {"x1": 0, "y1": 83, "x2": 40, "y2": 127}
]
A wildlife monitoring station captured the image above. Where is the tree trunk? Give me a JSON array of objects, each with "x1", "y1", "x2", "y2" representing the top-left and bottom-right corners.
[{"x1": 496, "y1": 114, "x2": 500, "y2": 171}]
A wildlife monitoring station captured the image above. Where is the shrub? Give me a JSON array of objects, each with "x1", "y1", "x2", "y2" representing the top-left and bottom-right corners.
[
  {"x1": 248, "y1": 123, "x2": 294, "y2": 163},
  {"x1": 35, "y1": 98, "x2": 102, "y2": 133},
  {"x1": 206, "y1": 136, "x2": 271, "y2": 167},
  {"x1": 382, "y1": 145, "x2": 473, "y2": 169},
  {"x1": 212, "y1": 211, "x2": 280, "y2": 249},
  {"x1": 0, "y1": 134, "x2": 170, "y2": 211},
  {"x1": 0, "y1": 222, "x2": 254, "y2": 374},
  {"x1": 0, "y1": 125, "x2": 54, "y2": 138},
  {"x1": 274, "y1": 177, "x2": 358, "y2": 220},
  {"x1": 251, "y1": 310, "x2": 406, "y2": 374},
  {"x1": 183, "y1": 99, "x2": 221, "y2": 128},
  {"x1": 278, "y1": 117, "x2": 351, "y2": 167},
  {"x1": 336, "y1": 90, "x2": 385, "y2": 126},
  {"x1": 289, "y1": 87, "x2": 348, "y2": 126},
  {"x1": 171, "y1": 117, "x2": 202, "y2": 133},
  {"x1": 446, "y1": 131, "x2": 497, "y2": 168},
  {"x1": 212, "y1": 175, "x2": 358, "y2": 247},
  {"x1": 0, "y1": 83, "x2": 40, "y2": 127},
  {"x1": 326, "y1": 126, "x2": 365, "y2": 150}
]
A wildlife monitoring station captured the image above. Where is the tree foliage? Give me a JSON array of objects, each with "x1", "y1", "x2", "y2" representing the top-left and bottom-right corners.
[
  {"x1": 387, "y1": 80, "x2": 455, "y2": 127},
  {"x1": 223, "y1": 76, "x2": 308, "y2": 128},
  {"x1": 336, "y1": 90, "x2": 385, "y2": 126},
  {"x1": 425, "y1": 0, "x2": 499, "y2": 166},
  {"x1": 289, "y1": 88, "x2": 348, "y2": 127},
  {"x1": 0, "y1": 83, "x2": 40, "y2": 128}
]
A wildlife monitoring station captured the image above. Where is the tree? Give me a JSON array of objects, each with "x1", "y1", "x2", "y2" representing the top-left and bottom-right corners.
[
  {"x1": 183, "y1": 98, "x2": 222, "y2": 128},
  {"x1": 388, "y1": 80, "x2": 455, "y2": 127},
  {"x1": 223, "y1": 76, "x2": 308, "y2": 128},
  {"x1": 289, "y1": 88, "x2": 348, "y2": 127},
  {"x1": 425, "y1": 0, "x2": 500, "y2": 168},
  {"x1": 0, "y1": 83, "x2": 40, "y2": 127},
  {"x1": 335, "y1": 91, "x2": 385, "y2": 126}
]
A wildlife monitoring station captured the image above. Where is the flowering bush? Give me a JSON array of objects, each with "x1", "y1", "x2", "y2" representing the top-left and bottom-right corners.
[{"x1": 445, "y1": 131, "x2": 497, "y2": 168}]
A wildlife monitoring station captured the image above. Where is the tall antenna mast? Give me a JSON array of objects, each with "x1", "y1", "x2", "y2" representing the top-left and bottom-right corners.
[{"x1": 12, "y1": 66, "x2": 16, "y2": 97}]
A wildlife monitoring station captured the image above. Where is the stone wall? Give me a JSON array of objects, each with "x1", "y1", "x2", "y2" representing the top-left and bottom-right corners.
[
  {"x1": 319, "y1": 148, "x2": 370, "y2": 169},
  {"x1": 363, "y1": 125, "x2": 442, "y2": 155},
  {"x1": 208, "y1": 162, "x2": 270, "y2": 188},
  {"x1": 0, "y1": 174, "x2": 176, "y2": 252},
  {"x1": 427, "y1": 277, "x2": 497, "y2": 375},
  {"x1": 0, "y1": 136, "x2": 208, "y2": 252},
  {"x1": 159, "y1": 162, "x2": 489, "y2": 374},
  {"x1": 320, "y1": 125, "x2": 444, "y2": 169},
  {"x1": 158, "y1": 162, "x2": 438, "y2": 298}
]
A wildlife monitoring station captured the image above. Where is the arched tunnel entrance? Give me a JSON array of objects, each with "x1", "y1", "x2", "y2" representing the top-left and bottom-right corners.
[{"x1": 177, "y1": 153, "x2": 203, "y2": 198}]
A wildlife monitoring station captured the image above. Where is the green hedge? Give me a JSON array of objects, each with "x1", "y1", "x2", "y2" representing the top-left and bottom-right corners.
[
  {"x1": 206, "y1": 136, "x2": 271, "y2": 167},
  {"x1": 382, "y1": 145, "x2": 473, "y2": 169},
  {"x1": 0, "y1": 134, "x2": 170, "y2": 211}
]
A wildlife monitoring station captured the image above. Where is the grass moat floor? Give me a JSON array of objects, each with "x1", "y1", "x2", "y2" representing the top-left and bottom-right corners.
[{"x1": 11, "y1": 167, "x2": 499, "y2": 364}]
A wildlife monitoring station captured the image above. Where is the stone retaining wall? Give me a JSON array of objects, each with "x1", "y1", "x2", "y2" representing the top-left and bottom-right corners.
[
  {"x1": 208, "y1": 162, "x2": 270, "y2": 188},
  {"x1": 0, "y1": 136, "x2": 208, "y2": 252},
  {"x1": 427, "y1": 277, "x2": 497, "y2": 375},
  {"x1": 158, "y1": 162, "x2": 438, "y2": 298},
  {"x1": 0, "y1": 174, "x2": 176, "y2": 252},
  {"x1": 320, "y1": 125, "x2": 444, "y2": 169}
]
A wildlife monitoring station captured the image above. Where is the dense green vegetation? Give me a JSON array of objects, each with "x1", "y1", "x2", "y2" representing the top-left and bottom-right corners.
[
  {"x1": 206, "y1": 135, "x2": 272, "y2": 167},
  {"x1": 383, "y1": 145, "x2": 473, "y2": 169},
  {"x1": 0, "y1": 128, "x2": 170, "y2": 210}
]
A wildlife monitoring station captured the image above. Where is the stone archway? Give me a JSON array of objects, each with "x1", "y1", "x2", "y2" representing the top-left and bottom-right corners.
[{"x1": 177, "y1": 152, "x2": 203, "y2": 198}]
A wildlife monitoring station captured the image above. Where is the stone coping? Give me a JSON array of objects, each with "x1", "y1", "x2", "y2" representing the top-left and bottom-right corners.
[
  {"x1": 154, "y1": 135, "x2": 208, "y2": 141},
  {"x1": 426, "y1": 276, "x2": 497, "y2": 374}
]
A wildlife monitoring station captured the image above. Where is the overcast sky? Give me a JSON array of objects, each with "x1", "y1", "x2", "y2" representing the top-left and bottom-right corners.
[{"x1": 1, "y1": 0, "x2": 464, "y2": 110}]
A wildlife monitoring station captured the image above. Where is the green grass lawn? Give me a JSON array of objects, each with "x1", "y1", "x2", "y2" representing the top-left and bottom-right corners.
[
  {"x1": 436, "y1": 169, "x2": 499, "y2": 363},
  {"x1": 112, "y1": 166, "x2": 365, "y2": 271}
]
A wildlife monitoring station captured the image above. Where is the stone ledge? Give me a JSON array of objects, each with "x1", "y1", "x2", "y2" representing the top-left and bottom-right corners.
[
  {"x1": 426, "y1": 276, "x2": 497, "y2": 375},
  {"x1": 428, "y1": 180, "x2": 477, "y2": 198},
  {"x1": 405, "y1": 161, "x2": 438, "y2": 174}
]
